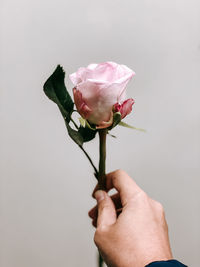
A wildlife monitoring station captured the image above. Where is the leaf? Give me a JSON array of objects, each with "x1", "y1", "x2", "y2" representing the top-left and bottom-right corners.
[
  {"x1": 119, "y1": 121, "x2": 146, "y2": 132},
  {"x1": 43, "y1": 66, "x2": 97, "y2": 146},
  {"x1": 108, "y1": 132, "x2": 117, "y2": 138},
  {"x1": 78, "y1": 126, "x2": 97, "y2": 142},
  {"x1": 43, "y1": 65, "x2": 74, "y2": 122},
  {"x1": 65, "y1": 123, "x2": 84, "y2": 146},
  {"x1": 78, "y1": 117, "x2": 97, "y2": 142}
]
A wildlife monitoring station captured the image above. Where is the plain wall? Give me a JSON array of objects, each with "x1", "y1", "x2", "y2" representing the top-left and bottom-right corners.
[{"x1": 0, "y1": 0, "x2": 200, "y2": 266}]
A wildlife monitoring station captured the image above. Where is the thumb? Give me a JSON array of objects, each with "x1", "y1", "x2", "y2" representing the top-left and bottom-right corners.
[{"x1": 94, "y1": 190, "x2": 117, "y2": 227}]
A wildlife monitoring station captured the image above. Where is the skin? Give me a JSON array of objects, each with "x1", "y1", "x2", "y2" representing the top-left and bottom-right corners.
[{"x1": 88, "y1": 170, "x2": 173, "y2": 267}]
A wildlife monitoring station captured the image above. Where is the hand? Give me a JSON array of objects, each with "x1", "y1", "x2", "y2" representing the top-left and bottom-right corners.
[{"x1": 88, "y1": 170, "x2": 173, "y2": 267}]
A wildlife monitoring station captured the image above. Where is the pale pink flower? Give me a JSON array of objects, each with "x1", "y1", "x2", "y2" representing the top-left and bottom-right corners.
[{"x1": 70, "y1": 62, "x2": 135, "y2": 128}]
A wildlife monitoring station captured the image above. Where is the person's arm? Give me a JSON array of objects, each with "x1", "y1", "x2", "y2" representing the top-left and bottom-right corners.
[{"x1": 89, "y1": 170, "x2": 187, "y2": 267}]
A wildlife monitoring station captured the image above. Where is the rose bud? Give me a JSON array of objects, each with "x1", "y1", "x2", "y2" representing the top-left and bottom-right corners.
[{"x1": 70, "y1": 62, "x2": 135, "y2": 129}]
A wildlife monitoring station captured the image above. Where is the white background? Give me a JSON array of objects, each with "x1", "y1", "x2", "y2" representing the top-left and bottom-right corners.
[{"x1": 0, "y1": 0, "x2": 200, "y2": 266}]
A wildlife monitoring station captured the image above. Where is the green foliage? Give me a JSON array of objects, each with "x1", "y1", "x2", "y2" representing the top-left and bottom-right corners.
[
  {"x1": 65, "y1": 123, "x2": 84, "y2": 146},
  {"x1": 119, "y1": 121, "x2": 146, "y2": 132},
  {"x1": 43, "y1": 65, "x2": 97, "y2": 146},
  {"x1": 78, "y1": 126, "x2": 97, "y2": 142},
  {"x1": 43, "y1": 65, "x2": 74, "y2": 122}
]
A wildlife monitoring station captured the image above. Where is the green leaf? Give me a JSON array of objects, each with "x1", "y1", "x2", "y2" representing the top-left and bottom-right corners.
[
  {"x1": 43, "y1": 65, "x2": 74, "y2": 122},
  {"x1": 119, "y1": 121, "x2": 146, "y2": 132},
  {"x1": 108, "y1": 132, "x2": 117, "y2": 138},
  {"x1": 78, "y1": 126, "x2": 97, "y2": 142},
  {"x1": 43, "y1": 65, "x2": 97, "y2": 146},
  {"x1": 65, "y1": 123, "x2": 84, "y2": 146},
  {"x1": 78, "y1": 117, "x2": 97, "y2": 142}
]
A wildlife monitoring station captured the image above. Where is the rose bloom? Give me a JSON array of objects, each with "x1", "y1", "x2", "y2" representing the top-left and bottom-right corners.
[{"x1": 70, "y1": 62, "x2": 135, "y2": 129}]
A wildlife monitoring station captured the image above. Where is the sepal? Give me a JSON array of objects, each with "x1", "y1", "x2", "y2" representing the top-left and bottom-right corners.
[
  {"x1": 119, "y1": 121, "x2": 146, "y2": 132},
  {"x1": 79, "y1": 117, "x2": 96, "y2": 131},
  {"x1": 108, "y1": 112, "x2": 122, "y2": 130}
]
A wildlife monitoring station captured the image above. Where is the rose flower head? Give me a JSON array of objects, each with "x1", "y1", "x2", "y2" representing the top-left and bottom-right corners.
[{"x1": 70, "y1": 62, "x2": 135, "y2": 129}]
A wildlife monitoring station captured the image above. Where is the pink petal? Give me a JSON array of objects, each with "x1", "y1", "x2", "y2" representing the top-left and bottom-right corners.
[
  {"x1": 73, "y1": 88, "x2": 92, "y2": 119},
  {"x1": 90, "y1": 62, "x2": 135, "y2": 83},
  {"x1": 114, "y1": 98, "x2": 134, "y2": 119},
  {"x1": 70, "y1": 67, "x2": 94, "y2": 85},
  {"x1": 77, "y1": 80, "x2": 113, "y2": 124},
  {"x1": 87, "y1": 63, "x2": 98, "y2": 70},
  {"x1": 69, "y1": 72, "x2": 81, "y2": 86},
  {"x1": 106, "y1": 71, "x2": 135, "y2": 103}
]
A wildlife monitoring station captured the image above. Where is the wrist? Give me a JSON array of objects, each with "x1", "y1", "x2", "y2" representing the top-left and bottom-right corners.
[
  {"x1": 145, "y1": 259, "x2": 188, "y2": 266},
  {"x1": 141, "y1": 250, "x2": 173, "y2": 267}
]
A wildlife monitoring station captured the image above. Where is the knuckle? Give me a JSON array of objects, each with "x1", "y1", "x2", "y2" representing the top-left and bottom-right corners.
[
  {"x1": 94, "y1": 227, "x2": 106, "y2": 246},
  {"x1": 115, "y1": 169, "x2": 126, "y2": 177},
  {"x1": 117, "y1": 169, "x2": 125, "y2": 174},
  {"x1": 165, "y1": 220, "x2": 169, "y2": 231},
  {"x1": 129, "y1": 190, "x2": 148, "y2": 203},
  {"x1": 99, "y1": 201, "x2": 110, "y2": 211},
  {"x1": 97, "y1": 224, "x2": 109, "y2": 235},
  {"x1": 155, "y1": 201, "x2": 164, "y2": 213},
  {"x1": 94, "y1": 231, "x2": 100, "y2": 246},
  {"x1": 138, "y1": 190, "x2": 148, "y2": 200}
]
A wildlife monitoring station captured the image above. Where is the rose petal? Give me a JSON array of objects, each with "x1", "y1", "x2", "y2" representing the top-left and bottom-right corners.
[
  {"x1": 87, "y1": 63, "x2": 98, "y2": 70},
  {"x1": 114, "y1": 98, "x2": 134, "y2": 119},
  {"x1": 73, "y1": 88, "x2": 92, "y2": 119},
  {"x1": 91, "y1": 62, "x2": 135, "y2": 82},
  {"x1": 91, "y1": 62, "x2": 118, "y2": 82},
  {"x1": 69, "y1": 72, "x2": 81, "y2": 86},
  {"x1": 77, "y1": 80, "x2": 113, "y2": 124},
  {"x1": 70, "y1": 62, "x2": 135, "y2": 126}
]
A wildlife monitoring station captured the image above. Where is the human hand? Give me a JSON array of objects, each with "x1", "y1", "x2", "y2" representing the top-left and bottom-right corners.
[{"x1": 89, "y1": 170, "x2": 172, "y2": 267}]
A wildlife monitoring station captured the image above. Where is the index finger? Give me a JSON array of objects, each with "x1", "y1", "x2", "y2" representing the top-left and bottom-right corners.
[{"x1": 106, "y1": 169, "x2": 142, "y2": 206}]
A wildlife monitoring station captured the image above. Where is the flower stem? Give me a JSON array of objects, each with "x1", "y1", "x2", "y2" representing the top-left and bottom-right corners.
[
  {"x1": 98, "y1": 253, "x2": 103, "y2": 267},
  {"x1": 98, "y1": 129, "x2": 107, "y2": 191},
  {"x1": 97, "y1": 129, "x2": 107, "y2": 267}
]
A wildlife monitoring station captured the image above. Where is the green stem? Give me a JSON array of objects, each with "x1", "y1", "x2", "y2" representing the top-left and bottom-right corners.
[
  {"x1": 98, "y1": 253, "x2": 103, "y2": 267},
  {"x1": 97, "y1": 129, "x2": 107, "y2": 266},
  {"x1": 98, "y1": 129, "x2": 107, "y2": 190}
]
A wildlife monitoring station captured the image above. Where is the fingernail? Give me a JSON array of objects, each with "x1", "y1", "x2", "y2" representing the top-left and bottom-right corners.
[{"x1": 94, "y1": 190, "x2": 105, "y2": 203}]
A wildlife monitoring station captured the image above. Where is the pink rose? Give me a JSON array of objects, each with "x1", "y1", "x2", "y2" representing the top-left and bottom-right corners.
[{"x1": 70, "y1": 61, "x2": 135, "y2": 129}]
